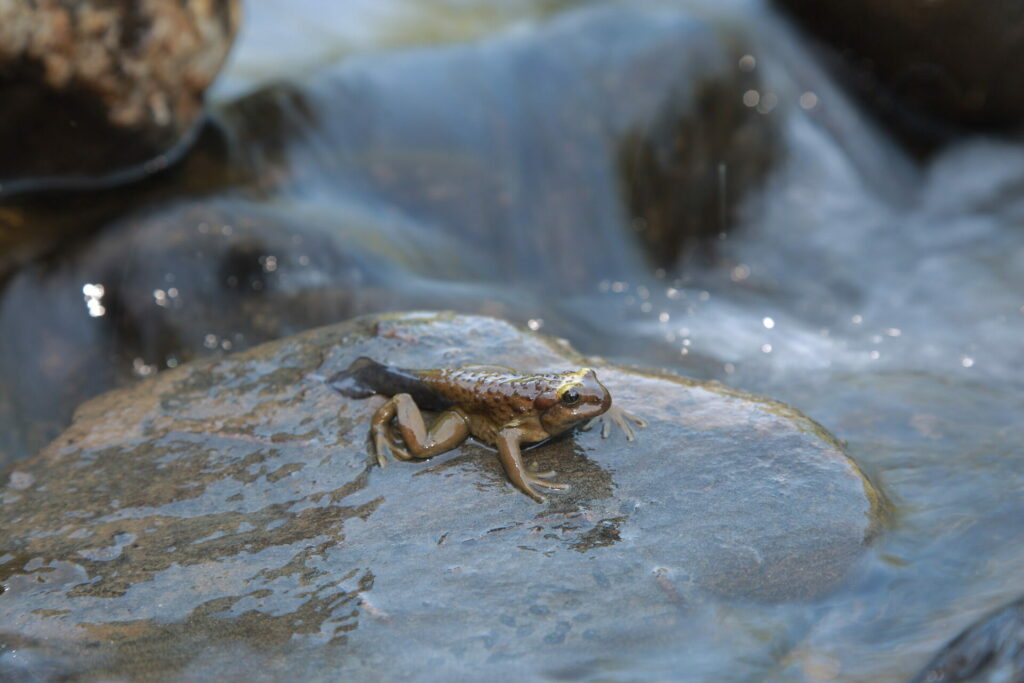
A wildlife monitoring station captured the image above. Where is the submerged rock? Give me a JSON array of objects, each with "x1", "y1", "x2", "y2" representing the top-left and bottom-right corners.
[
  {"x1": 0, "y1": 313, "x2": 886, "y2": 680},
  {"x1": 0, "y1": 0, "x2": 240, "y2": 194},
  {"x1": 909, "y1": 596, "x2": 1024, "y2": 683}
]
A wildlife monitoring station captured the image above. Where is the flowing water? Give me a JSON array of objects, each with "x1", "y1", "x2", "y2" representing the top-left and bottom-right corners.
[{"x1": 3, "y1": 1, "x2": 1023, "y2": 680}]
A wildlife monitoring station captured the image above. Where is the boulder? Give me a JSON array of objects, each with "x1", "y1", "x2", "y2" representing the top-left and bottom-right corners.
[
  {"x1": 0, "y1": 0, "x2": 241, "y2": 194},
  {"x1": 0, "y1": 312, "x2": 886, "y2": 680}
]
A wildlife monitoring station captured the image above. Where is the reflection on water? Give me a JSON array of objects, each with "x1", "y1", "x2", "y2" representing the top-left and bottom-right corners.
[{"x1": 2, "y1": 0, "x2": 1023, "y2": 680}]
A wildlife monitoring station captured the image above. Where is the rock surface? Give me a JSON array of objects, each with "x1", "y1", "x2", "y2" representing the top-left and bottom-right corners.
[
  {"x1": 0, "y1": 313, "x2": 885, "y2": 680},
  {"x1": 0, "y1": 0, "x2": 241, "y2": 194},
  {"x1": 774, "y1": 0, "x2": 1024, "y2": 143}
]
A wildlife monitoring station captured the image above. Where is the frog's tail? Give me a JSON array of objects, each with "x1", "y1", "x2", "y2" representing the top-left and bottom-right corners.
[
  {"x1": 326, "y1": 357, "x2": 385, "y2": 398},
  {"x1": 326, "y1": 357, "x2": 451, "y2": 411}
]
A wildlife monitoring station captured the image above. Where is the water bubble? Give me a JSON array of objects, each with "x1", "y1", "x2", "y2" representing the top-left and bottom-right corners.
[
  {"x1": 762, "y1": 317, "x2": 775, "y2": 329},
  {"x1": 870, "y1": 350, "x2": 881, "y2": 360},
  {"x1": 658, "y1": 312, "x2": 670, "y2": 323},
  {"x1": 961, "y1": 356, "x2": 975, "y2": 368},
  {"x1": 738, "y1": 55, "x2": 756, "y2": 72},
  {"x1": 851, "y1": 315, "x2": 863, "y2": 324},
  {"x1": 731, "y1": 264, "x2": 750, "y2": 281},
  {"x1": 761, "y1": 344, "x2": 772, "y2": 353},
  {"x1": 527, "y1": 319, "x2": 543, "y2": 331},
  {"x1": 743, "y1": 90, "x2": 760, "y2": 107}
]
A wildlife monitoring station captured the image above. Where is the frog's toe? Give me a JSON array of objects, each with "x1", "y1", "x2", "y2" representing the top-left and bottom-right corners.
[
  {"x1": 370, "y1": 431, "x2": 390, "y2": 467},
  {"x1": 386, "y1": 440, "x2": 414, "y2": 461},
  {"x1": 526, "y1": 474, "x2": 567, "y2": 491},
  {"x1": 519, "y1": 484, "x2": 547, "y2": 503}
]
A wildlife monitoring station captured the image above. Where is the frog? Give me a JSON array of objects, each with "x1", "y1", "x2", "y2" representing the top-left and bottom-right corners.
[{"x1": 326, "y1": 357, "x2": 646, "y2": 502}]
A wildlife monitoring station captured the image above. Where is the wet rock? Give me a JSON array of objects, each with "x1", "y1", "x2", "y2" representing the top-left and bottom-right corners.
[
  {"x1": 0, "y1": 312, "x2": 885, "y2": 680},
  {"x1": 0, "y1": 198, "x2": 522, "y2": 469},
  {"x1": 773, "y1": 0, "x2": 1024, "y2": 144},
  {"x1": 909, "y1": 597, "x2": 1024, "y2": 683},
  {"x1": 0, "y1": 0, "x2": 241, "y2": 195},
  {"x1": 0, "y1": 6, "x2": 779, "y2": 466}
]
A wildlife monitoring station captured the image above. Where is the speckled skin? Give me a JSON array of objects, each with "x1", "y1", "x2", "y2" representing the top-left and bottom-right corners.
[{"x1": 327, "y1": 358, "x2": 643, "y2": 502}]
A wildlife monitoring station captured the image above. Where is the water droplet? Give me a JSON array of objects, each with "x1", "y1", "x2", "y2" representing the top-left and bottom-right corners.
[{"x1": 799, "y1": 92, "x2": 818, "y2": 110}]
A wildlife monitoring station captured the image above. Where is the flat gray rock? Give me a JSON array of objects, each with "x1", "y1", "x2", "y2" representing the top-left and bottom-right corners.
[{"x1": 0, "y1": 313, "x2": 885, "y2": 680}]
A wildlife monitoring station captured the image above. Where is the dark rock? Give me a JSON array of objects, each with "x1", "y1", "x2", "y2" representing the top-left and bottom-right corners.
[
  {"x1": 773, "y1": 0, "x2": 1024, "y2": 146},
  {"x1": 909, "y1": 597, "x2": 1024, "y2": 683},
  {"x1": 0, "y1": 312, "x2": 886, "y2": 680},
  {"x1": 0, "y1": 0, "x2": 241, "y2": 195}
]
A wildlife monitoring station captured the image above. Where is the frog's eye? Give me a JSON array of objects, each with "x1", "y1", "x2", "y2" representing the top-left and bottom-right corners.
[{"x1": 561, "y1": 389, "x2": 580, "y2": 406}]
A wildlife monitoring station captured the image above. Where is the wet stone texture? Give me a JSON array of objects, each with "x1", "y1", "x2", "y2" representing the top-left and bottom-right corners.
[{"x1": 0, "y1": 313, "x2": 885, "y2": 680}]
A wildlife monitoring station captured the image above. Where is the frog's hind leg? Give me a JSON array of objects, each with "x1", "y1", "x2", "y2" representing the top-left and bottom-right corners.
[{"x1": 371, "y1": 393, "x2": 470, "y2": 465}]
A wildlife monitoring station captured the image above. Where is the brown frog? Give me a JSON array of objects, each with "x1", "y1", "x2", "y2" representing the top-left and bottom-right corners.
[{"x1": 327, "y1": 357, "x2": 645, "y2": 502}]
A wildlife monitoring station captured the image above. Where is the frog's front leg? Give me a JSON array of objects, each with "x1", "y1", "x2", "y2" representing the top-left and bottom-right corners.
[
  {"x1": 370, "y1": 393, "x2": 469, "y2": 466},
  {"x1": 495, "y1": 428, "x2": 567, "y2": 503}
]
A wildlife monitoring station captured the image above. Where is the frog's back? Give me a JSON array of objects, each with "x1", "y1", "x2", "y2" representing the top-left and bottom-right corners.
[{"x1": 422, "y1": 366, "x2": 559, "y2": 424}]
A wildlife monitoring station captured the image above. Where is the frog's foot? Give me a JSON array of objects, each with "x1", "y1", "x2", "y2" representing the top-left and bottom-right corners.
[
  {"x1": 370, "y1": 423, "x2": 414, "y2": 465},
  {"x1": 584, "y1": 405, "x2": 648, "y2": 441}
]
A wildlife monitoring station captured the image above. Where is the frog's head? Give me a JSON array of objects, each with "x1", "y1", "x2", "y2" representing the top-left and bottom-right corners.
[{"x1": 536, "y1": 368, "x2": 611, "y2": 435}]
